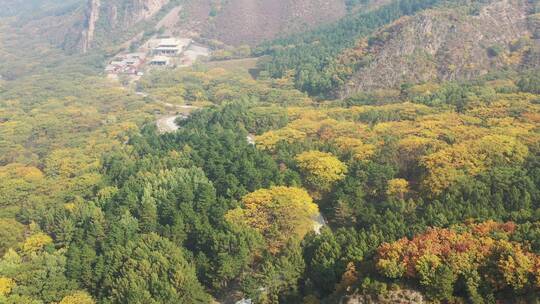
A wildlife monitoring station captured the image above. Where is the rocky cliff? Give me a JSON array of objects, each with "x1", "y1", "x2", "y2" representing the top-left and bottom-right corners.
[
  {"x1": 82, "y1": 0, "x2": 170, "y2": 51},
  {"x1": 339, "y1": 0, "x2": 539, "y2": 96},
  {"x1": 17, "y1": 0, "x2": 170, "y2": 53},
  {"x1": 80, "y1": 0, "x2": 100, "y2": 53}
]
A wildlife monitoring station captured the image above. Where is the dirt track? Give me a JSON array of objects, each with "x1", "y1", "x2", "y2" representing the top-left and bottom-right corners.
[
  {"x1": 156, "y1": 105, "x2": 199, "y2": 133},
  {"x1": 156, "y1": 115, "x2": 182, "y2": 133}
]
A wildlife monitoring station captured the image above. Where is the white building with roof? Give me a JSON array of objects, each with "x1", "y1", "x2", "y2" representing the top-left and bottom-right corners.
[{"x1": 152, "y1": 38, "x2": 192, "y2": 56}]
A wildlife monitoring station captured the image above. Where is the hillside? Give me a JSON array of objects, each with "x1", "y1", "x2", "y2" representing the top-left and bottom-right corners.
[
  {"x1": 21, "y1": 0, "x2": 174, "y2": 53},
  {"x1": 5, "y1": 0, "x2": 367, "y2": 55},
  {"x1": 0, "y1": 0, "x2": 82, "y2": 17},
  {"x1": 180, "y1": 0, "x2": 348, "y2": 45},
  {"x1": 256, "y1": 0, "x2": 447, "y2": 96},
  {"x1": 339, "y1": 0, "x2": 540, "y2": 96},
  {"x1": 257, "y1": 0, "x2": 540, "y2": 98}
]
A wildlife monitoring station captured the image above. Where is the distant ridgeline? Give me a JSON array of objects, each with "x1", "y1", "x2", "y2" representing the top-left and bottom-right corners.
[{"x1": 256, "y1": 0, "x2": 540, "y2": 98}]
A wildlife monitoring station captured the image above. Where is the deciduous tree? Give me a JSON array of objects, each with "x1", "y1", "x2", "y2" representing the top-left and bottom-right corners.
[
  {"x1": 295, "y1": 151, "x2": 348, "y2": 191},
  {"x1": 226, "y1": 186, "x2": 318, "y2": 253}
]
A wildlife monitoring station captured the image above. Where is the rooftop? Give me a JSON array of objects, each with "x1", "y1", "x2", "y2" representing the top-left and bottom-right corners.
[{"x1": 158, "y1": 38, "x2": 192, "y2": 47}]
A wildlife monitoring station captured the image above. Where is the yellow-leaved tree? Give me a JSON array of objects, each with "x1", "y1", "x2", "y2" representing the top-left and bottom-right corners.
[
  {"x1": 226, "y1": 186, "x2": 318, "y2": 253},
  {"x1": 59, "y1": 291, "x2": 95, "y2": 304},
  {"x1": 21, "y1": 233, "x2": 52, "y2": 255},
  {"x1": 295, "y1": 151, "x2": 348, "y2": 191},
  {"x1": 255, "y1": 128, "x2": 306, "y2": 151},
  {"x1": 421, "y1": 135, "x2": 528, "y2": 195},
  {"x1": 387, "y1": 178, "x2": 409, "y2": 200},
  {"x1": 0, "y1": 277, "x2": 15, "y2": 296}
]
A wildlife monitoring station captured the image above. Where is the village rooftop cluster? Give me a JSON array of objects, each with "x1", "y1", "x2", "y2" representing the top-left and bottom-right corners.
[{"x1": 105, "y1": 37, "x2": 207, "y2": 76}]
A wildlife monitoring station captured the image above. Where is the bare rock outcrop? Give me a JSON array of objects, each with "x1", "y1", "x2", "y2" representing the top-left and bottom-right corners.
[
  {"x1": 80, "y1": 0, "x2": 101, "y2": 53},
  {"x1": 21, "y1": 0, "x2": 170, "y2": 53}
]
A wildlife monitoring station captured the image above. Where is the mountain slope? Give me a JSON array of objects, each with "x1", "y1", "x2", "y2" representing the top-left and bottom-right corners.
[
  {"x1": 2, "y1": 0, "x2": 176, "y2": 56},
  {"x1": 183, "y1": 0, "x2": 348, "y2": 45},
  {"x1": 9, "y1": 0, "x2": 359, "y2": 54},
  {"x1": 256, "y1": 0, "x2": 446, "y2": 97},
  {"x1": 339, "y1": 0, "x2": 539, "y2": 96},
  {"x1": 0, "y1": 0, "x2": 82, "y2": 17}
]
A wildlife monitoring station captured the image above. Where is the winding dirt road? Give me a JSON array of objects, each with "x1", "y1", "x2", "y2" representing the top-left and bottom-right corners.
[
  {"x1": 156, "y1": 104, "x2": 200, "y2": 133},
  {"x1": 156, "y1": 115, "x2": 183, "y2": 133}
]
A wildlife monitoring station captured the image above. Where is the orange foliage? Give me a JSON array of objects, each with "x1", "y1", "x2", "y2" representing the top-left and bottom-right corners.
[{"x1": 376, "y1": 222, "x2": 540, "y2": 292}]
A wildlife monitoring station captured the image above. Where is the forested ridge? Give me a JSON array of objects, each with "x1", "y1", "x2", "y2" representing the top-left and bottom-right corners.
[
  {"x1": 255, "y1": 0, "x2": 444, "y2": 96},
  {"x1": 0, "y1": 0, "x2": 540, "y2": 303},
  {"x1": 256, "y1": 0, "x2": 540, "y2": 98}
]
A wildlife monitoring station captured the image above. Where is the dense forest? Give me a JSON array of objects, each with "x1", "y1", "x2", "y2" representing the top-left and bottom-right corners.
[
  {"x1": 0, "y1": 0, "x2": 540, "y2": 303},
  {"x1": 1, "y1": 64, "x2": 539, "y2": 303}
]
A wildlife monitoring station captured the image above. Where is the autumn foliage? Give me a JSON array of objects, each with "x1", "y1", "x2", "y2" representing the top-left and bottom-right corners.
[
  {"x1": 59, "y1": 291, "x2": 95, "y2": 304},
  {"x1": 226, "y1": 186, "x2": 319, "y2": 253},
  {"x1": 295, "y1": 151, "x2": 348, "y2": 191},
  {"x1": 376, "y1": 221, "x2": 540, "y2": 300}
]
